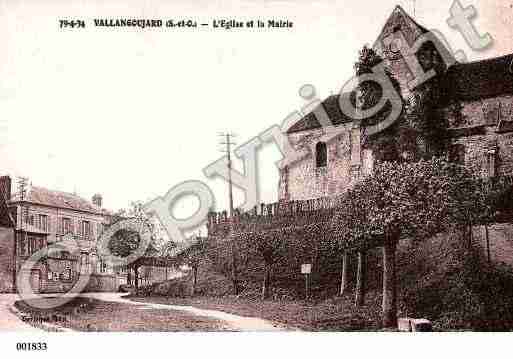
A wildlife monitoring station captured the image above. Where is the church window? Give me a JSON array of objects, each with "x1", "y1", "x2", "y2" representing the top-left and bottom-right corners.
[
  {"x1": 486, "y1": 149, "x2": 497, "y2": 178},
  {"x1": 448, "y1": 144, "x2": 465, "y2": 164},
  {"x1": 315, "y1": 142, "x2": 327, "y2": 168}
]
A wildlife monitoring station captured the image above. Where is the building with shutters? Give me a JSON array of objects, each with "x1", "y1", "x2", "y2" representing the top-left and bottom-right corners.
[{"x1": 0, "y1": 175, "x2": 124, "y2": 293}]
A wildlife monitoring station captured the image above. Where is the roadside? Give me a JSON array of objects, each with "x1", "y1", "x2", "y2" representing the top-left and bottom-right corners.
[
  {"x1": 128, "y1": 294, "x2": 382, "y2": 331},
  {"x1": 13, "y1": 294, "x2": 227, "y2": 332},
  {"x1": 12, "y1": 293, "x2": 285, "y2": 332},
  {"x1": 84, "y1": 293, "x2": 286, "y2": 331},
  {"x1": 0, "y1": 294, "x2": 42, "y2": 332}
]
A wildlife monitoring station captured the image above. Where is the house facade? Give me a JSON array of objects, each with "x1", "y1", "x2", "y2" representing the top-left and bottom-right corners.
[
  {"x1": 279, "y1": 6, "x2": 513, "y2": 202},
  {"x1": 0, "y1": 175, "x2": 127, "y2": 293}
]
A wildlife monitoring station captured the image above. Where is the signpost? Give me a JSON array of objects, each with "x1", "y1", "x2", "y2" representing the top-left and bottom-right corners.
[{"x1": 301, "y1": 264, "x2": 312, "y2": 300}]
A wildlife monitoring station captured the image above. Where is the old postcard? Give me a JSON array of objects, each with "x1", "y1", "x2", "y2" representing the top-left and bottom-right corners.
[{"x1": 1, "y1": 0, "x2": 513, "y2": 357}]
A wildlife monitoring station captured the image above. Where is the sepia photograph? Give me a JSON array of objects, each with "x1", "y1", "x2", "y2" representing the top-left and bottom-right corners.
[{"x1": 0, "y1": 0, "x2": 512, "y2": 357}]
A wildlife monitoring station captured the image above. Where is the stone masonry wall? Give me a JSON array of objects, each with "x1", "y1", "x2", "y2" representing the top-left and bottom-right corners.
[
  {"x1": 281, "y1": 126, "x2": 374, "y2": 201},
  {"x1": 445, "y1": 94, "x2": 513, "y2": 177}
]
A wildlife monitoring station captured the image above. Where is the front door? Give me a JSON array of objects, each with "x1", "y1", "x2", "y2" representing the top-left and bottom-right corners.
[{"x1": 29, "y1": 270, "x2": 41, "y2": 293}]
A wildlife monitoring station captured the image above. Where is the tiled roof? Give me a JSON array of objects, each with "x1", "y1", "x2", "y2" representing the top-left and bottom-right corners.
[
  {"x1": 287, "y1": 6, "x2": 429, "y2": 135},
  {"x1": 286, "y1": 95, "x2": 354, "y2": 134},
  {"x1": 11, "y1": 186, "x2": 111, "y2": 216},
  {"x1": 287, "y1": 54, "x2": 513, "y2": 134},
  {"x1": 444, "y1": 54, "x2": 513, "y2": 102}
]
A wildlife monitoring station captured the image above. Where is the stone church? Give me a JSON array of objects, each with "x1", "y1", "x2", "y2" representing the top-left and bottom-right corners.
[{"x1": 279, "y1": 6, "x2": 513, "y2": 202}]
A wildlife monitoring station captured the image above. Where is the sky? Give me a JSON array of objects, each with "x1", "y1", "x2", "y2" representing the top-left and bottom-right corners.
[{"x1": 0, "y1": 0, "x2": 512, "y2": 220}]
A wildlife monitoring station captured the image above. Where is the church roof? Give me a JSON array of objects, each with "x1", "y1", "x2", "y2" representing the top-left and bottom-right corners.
[
  {"x1": 287, "y1": 5, "x2": 513, "y2": 134},
  {"x1": 286, "y1": 95, "x2": 354, "y2": 134},
  {"x1": 444, "y1": 54, "x2": 513, "y2": 102},
  {"x1": 11, "y1": 186, "x2": 111, "y2": 216},
  {"x1": 286, "y1": 5, "x2": 428, "y2": 135}
]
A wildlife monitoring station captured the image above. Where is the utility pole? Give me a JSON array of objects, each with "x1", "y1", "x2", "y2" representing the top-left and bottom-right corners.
[
  {"x1": 219, "y1": 133, "x2": 238, "y2": 294},
  {"x1": 219, "y1": 133, "x2": 235, "y2": 217}
]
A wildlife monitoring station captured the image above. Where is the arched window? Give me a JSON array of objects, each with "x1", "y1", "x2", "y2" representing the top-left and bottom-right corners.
[
  {"x1": 448, "y1": 144, "x2": 465, "y2": 164},
  {"x1": 315, "y1": 142, "x2": 327, "y2": 168}
]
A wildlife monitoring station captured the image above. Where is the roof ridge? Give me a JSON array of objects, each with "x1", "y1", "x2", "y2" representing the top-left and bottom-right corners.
[
  {"x1": 30, "y1": 185, "x2": 94, "y2": 204},
  {"x1": 449, "y1": 52, "x2": 513, "y2": 68},
  {"x1": 10, "y1": 184, "x2": 112, "y2": 216}
]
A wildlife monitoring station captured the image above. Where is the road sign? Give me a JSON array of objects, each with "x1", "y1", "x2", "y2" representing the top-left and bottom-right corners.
[{"x1": 301, "y1": 263, "x2": 311, "y2": 274}]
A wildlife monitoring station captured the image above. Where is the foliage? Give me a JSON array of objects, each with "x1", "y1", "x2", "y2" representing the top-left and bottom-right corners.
[
  {"x1": 404, "y1": 81, "x2": 448, "y2": 156},
  {"x1": 107, "y1": 201, "x2": 162, "y2": 260},
  {"x1": 353, "y1": 45, "x2": 402, "y2": 118},
  {"x1": 331, "y1": 158, "x2": 482, "y2": 252}
]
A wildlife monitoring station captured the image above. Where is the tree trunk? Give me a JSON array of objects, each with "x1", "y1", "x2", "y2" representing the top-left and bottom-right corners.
[
  {"x1": 355, "y1": 251, "x2": 366, "y2": 307},
  {"x1": 468, "y1": 221, "x2": 473, "y2": 249},
  {"x1": 382, "y1": 240, "x2": 397, "y2": 328},
  {"x1": 261, "y1": 264, "x2": 271, "y2": 300},
  {"x1": 127, "y1": 269, "x2": 131, "y2": 286},
  {"x1": 231, "y1": 241, "x2": 238, "y2": 295},
  {"x1": 468, "y1": 222, "x2": 473, "y2": 249},
  {"x1": 134, "y1": 266, "x2": 139, "y2": 293},
  {"x1": 191, "y1": 266, "x2": 198, "y2": 296},
  {"x1": 485, "y1": 224, "x2": 491, "y2": 264},
  {"x1": 339, "y1": 252, "x2": 348, "y2": 296}
]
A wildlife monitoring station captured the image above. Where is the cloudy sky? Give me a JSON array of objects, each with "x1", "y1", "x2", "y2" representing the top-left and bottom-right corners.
[{"x1": 0, "y1": 0, "x2": 511, "y2": 220}]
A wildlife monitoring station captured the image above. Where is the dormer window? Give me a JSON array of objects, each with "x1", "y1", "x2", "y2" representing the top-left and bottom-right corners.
[{"x1": 315, "y1": 142, "x2": 327, "y2": 168}]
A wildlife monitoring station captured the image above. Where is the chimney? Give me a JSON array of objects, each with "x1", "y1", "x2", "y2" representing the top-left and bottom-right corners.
[
  {"x1": 0, "y1": 176, "x2": 11, "y2": 201},
  {"x1": 92, "y1": 194, "x2": 102, "y2": 207}
]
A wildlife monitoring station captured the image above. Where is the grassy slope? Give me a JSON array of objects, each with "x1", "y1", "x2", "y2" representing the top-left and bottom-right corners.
[{"x1": 141, "y1": 225, "x2": 513, "y2": 331}]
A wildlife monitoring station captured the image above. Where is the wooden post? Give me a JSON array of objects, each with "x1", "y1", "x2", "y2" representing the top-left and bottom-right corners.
[
  {"x1": 485, "y1": 224, "x2": 491, "y2": 264},
  {"x1": 355, "y1": 251, "x2": 366, "y2": 307},
  {"x1": 382, "y1": 241, "x2": 397, "y2": 328},
  {"x1": 262, "y1": 265, "x2": 270, "y2": 300},
  {"x1": 191, "y1": 266, "x2": 198, "y2": 296},
  {"x1": 305, "y1": 273, "x2": 310, "y2": 300},
  {"x1": 340, "y1": 252, "x2": 348, "y2": 296},
  {"x1": 469, "y1": 221, "x2": 473, "y2": 248}
]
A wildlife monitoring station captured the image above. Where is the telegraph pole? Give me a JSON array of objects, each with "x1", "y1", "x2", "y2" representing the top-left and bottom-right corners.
[
  {"x1": 219, "y1": 133, "x2": 238, "y2": 294},
  {"x1": 219, "y1": 133, "x2": 235, "y2": 217}
]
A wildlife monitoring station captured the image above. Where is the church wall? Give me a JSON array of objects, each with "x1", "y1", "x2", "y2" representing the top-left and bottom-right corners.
[
  {"x1": 445, "y1": 94, "x2": 513, "y2": 177},
  {"x1": 281, "y1": 125, "x2": 374, "y2": 201}
]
